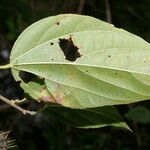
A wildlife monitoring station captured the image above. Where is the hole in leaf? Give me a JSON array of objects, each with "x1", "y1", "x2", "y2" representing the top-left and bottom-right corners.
[
  {"x1": 56, "y1": 22, "x2": 60, "y2": 25},
  {"x1": 19, "y1": 71, "x2": 36, "y2": 83},
  {"x1": 50, "y1": 42, "x2": 54, "y2": 45},
  {"x1": 58, "y1": 37, "x2": 81, "y2": 61}
]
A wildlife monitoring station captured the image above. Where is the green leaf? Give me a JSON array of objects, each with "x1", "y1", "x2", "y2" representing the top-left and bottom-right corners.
[
  {"x1": 10, "y1": 14, "x2": 130, "y2": 101},
  {"x1": 43, "y1": 103, "x2": 131, "y2": 130},
  {"x1": 125, "y1": 106, "x2": 150, "y2": 123},
  {"x1": 8, "y1": 14, "x2": 150, "y2": 129},
  {"x1": 11, "y1": 26, "x2": 150, "y2": 107}
]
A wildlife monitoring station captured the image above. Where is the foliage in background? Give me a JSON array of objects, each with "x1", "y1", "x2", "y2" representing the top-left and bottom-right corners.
[{"x1": 126, "y1": 106, "x2": 150, "y2": 123}]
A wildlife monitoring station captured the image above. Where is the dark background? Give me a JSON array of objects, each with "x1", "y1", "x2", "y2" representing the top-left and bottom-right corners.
[{"x1": 0, "y1": 0, "x2": 150, "y2": 150}]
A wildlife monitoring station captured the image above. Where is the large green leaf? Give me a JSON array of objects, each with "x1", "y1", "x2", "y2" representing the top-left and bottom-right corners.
[
  {"x1": 9, "y1": 14, "x2": 150, "y2": 129},
  {"x1": 11, "y1": 30, "x2": 150, "y2": 107},
  {"x1": 10, "y1": 14, "x2": 130, "y2": 100}
]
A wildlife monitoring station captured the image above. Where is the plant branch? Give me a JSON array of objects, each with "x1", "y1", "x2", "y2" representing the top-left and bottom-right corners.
[
  {"x1": 77, "y1": 0, "x2": 85, "y2": 14},
  {"x1": 104, "y1": 0, "x2": 112, "y2": 23},
  {"x1": 0, "y1": 95, "x2": 36, "y2": 115}
]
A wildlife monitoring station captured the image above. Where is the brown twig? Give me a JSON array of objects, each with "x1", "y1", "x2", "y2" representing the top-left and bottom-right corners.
[
  {"x1": 77, "y1": 0, "x2": 85, "y2": 14},
  {"x1": 104, "y1": 0, "x2": 112, "y2": 23},
  {"x1": 0, "y1": 99, "x2": 29, "y2": 112},
  {"x1": 0, "y1": 95, "x2": 36, "y2": 115}
]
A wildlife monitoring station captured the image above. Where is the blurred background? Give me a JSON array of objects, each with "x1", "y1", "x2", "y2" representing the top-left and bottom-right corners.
[{"x1": 0, "y1": 0, "x2": 150, "y2": 150}]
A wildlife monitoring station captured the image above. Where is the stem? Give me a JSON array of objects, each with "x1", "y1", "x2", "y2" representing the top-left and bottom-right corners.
[
  {"x1": 0, "y1": 95, "x2": 36, "y2": 115},
  {"x1": 0, "y1": 64, "x2": 13, "y2": 69},
  {"x1": 104, "y1": 0, "x2": 112, "y2": 23},
  {"x1": 77, "y1": 0, "x2": 85, "y2": 14}
]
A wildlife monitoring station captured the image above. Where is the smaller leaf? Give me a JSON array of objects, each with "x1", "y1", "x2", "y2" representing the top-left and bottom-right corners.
[
  {"x1": 43, "y1": 104, "x2": 131, "y2": 131},
  {"x1": 125, "y1": 106, "x2": 150, "y2": 123}
]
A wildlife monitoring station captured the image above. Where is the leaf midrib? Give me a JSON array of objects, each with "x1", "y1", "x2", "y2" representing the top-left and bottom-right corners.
[{"x1": 11, "y1": 30, "x2": 147, "y2": 63}]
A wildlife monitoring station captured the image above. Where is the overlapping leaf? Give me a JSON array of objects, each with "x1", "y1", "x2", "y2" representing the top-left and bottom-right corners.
[
  {"x1": 43, "y1": 103, "x2": 130, "y2": 130},
  {"x1": 9, "y1": 14, "x2": 150, "y2": 129}
]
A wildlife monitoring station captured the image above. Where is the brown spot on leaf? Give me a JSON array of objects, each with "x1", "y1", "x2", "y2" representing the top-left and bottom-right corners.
[
  {"x1": 40, "y1": 89, "x2": 56, "y2": 103},
  {"x1": 40, "y1": 95, "x2": 55, "y2": 103},
  {"x1": 40, "y1": 87, "x2": 64, "y2": 105},
  {"x1": 54, "y1": 94, "x2": 64, "y2": 104},
  {"x1": 58, "y1": 37, "x2": 81, "y2": 61},
  {"x1": 56, "y1": 22, "x2": 60, "y2": 25}
]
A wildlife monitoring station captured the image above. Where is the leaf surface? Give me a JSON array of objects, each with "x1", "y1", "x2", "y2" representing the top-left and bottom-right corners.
[
  {"x1": 11, "y1": 31, "x2": 150, "y2": 107},
  {"x1": 43, "y1": 104, "x2": 130, "y2": 130},
  {"x1": 9, "y1": 14, "x2": 150, "y2": 129}
]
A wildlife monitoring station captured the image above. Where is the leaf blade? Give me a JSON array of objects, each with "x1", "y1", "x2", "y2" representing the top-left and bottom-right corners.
[{"x1": 43, "y1": 104, "x2": 131, "y2": 130}]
